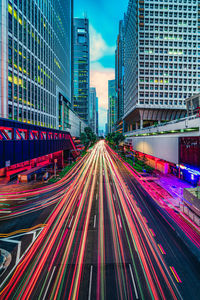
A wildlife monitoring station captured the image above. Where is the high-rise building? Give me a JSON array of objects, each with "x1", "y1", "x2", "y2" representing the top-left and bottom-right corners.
[
  {"x1": 89, "y1": 87, "x2": 96, "y2": 133},
  {"x1": 0, "y1": 0, "x2": 73, "y2": 129},
  {"x1": 73, "y1": 18, "x2": 90, "y2": 124},
  {"x1": 96, "y1": 96, "x2": 99, "y2": 136},
  {"x1": 124, "y1": 0, "x2": 198, "y2": 132},
  {"x1": 115, "y1": 18, "x2": 125, "y2": 132},
  {"x1": 108, "y1": 80, "x2": 116, "y2": 133}
]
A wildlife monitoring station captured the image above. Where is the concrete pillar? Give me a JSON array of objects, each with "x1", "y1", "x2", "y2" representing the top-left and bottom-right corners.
[{"x1": 140, "y1": 119, "x2": 143, "y2": 129}]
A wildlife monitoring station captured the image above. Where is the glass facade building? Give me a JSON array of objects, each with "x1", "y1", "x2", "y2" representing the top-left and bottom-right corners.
[
  {"x1": 0, "y1": 0, "x2": 72, "y2": 129},
  {"x1": 108, "y1": 79, "x2": 116, "y2": 133},
  {"x1": 89, "y1": 87, "x2": 97, "y2": 133},
  {"x1": 73, "y1": 18, "x2": 90, "y2": 124},
  {"x1": 124, "y1": 0, "x2": 199, "y2": 131},
  {"x1": 115, "y1": 19, "x2": 125, "y2": 122}
]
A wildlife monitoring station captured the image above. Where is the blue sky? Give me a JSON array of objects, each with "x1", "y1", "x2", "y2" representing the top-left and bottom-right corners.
[{"x1": 74, "y1": 0, "x2": 128, "y2": 131}]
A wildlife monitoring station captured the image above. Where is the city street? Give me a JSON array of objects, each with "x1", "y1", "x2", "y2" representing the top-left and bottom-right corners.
[{"x1": 0, "y1": 141, "x2": 199, "y2": 299}]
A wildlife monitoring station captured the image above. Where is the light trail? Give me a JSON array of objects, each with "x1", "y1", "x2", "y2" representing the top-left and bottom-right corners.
[{"x1": 0, "y1": 141, "x2": 199, "y2": 299}]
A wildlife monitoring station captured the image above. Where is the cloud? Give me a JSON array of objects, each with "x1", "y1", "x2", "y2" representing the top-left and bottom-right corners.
[
  {"x1": 90, "y1": 62, "x2": 115, "y2": 131},
  {"x1": 90, "y1": 62, "x2": 114, "y2": 110},
  {"x1": 89, "y1": 25, "x2": 115, "y2": 131},
  {"x1": 90, "y1": 25, "x2": 115, "y2": 62}
]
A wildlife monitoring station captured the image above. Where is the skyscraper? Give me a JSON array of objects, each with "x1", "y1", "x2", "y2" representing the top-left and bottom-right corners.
[
  {"x1": 73, "y1": 18, "x2": 90, "y2": 124},
  {"x1": 96, "y1": 96, "x2": 99, "y2": 136},
  {"x1": 115, "y1": 18, "x2": 125, "y2": 132},
  {"x1": 124, "y1": 0, "x2": 197, "y2": 132},
  {"x1": 0, "y1": 0, "x2": 73, "y2": 129},
  {"x1": 108, "y1": 80, "x2": 116, "y2": 133},
  {"x1": 89, "y1": 87, "x2": 96, "y2": 133}
]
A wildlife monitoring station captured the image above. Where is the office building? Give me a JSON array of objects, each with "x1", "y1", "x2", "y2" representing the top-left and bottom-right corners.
[
  {"x1": 115, "y1": 18, "x2": 125, "y2": 132},
  {"x1": 96, "y1": 96, "x2": 99, "y2": 135},
  {"x1": 89, "y1": 87, "x2": 96, "y2": 133},
  {"x1": 0, "y1": 0, "x2": 73, "y2": 129},
  {"x1": 73, "y1": 18, "x2": 90, "y2": 124},
  {"x1": 124, "y1": 0, "x2": 199, "y2": 132},
  {"x1": 108, "y1": 80, "x2": 116, "y2": 133}
]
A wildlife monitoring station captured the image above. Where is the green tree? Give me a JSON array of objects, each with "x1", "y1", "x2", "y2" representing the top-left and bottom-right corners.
[{"x1": 80, "y1": 127, "x2": 97, "y2": 149}]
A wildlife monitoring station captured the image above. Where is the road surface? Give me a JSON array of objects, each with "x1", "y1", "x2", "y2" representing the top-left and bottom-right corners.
[{"x1": 0, "y1": 140, "x2": 199, "y2": 299}]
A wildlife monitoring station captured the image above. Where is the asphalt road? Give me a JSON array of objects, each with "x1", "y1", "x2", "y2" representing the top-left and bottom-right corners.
[{"x1": 0, "y1": 141, "x2": 199, "y2": 299}]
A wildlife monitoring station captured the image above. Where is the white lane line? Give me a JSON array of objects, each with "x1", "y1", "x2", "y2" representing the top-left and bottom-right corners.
[
  {"x1": 118, "y1": 214, "x2": 122, "y2": 229},
  {"x1": 69, "y1": 215, "x2": 74, "y2": 228},
  {"x1": 0, "y1": 210, "x2": 11, "y2": 213},
  {"x1": 43, "y1": 266, "x2": 56, "y2": 300},
  {"x1": 93, "y1": 215, "x2": 96, "y2": 228},
  {"x1": 129, "y1": 264, "x2": 139, "y2": 299},
  {"x1": 88, "y1": 265, "x2": 93, "y2": 300}
]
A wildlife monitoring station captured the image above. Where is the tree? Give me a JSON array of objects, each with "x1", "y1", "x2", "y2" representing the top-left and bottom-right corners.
[
  {"x1": 113, "y1": 132, "x2": 125, "y2": 146},
  {"x1": 106, "y1": 132, "x2": 125, "y2": 148},
  {"x1": 80, "y1": 127, "x2": 97, "y2": 149}
]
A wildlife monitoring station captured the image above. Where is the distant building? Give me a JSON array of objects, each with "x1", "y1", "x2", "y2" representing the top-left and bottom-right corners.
[
  {"x1": 89, "y1": 87, "x2": 97, "y2": 133},
  {"x1": 108, "y1": 80, "x2": 116, "y2": 133},
  {"x1": 0, "y1": 0, "x2": 73, "y2": 129},
  {"x1": 99, "y1": 129, "x2": 104, "y2": 137},
  {"x1": 123, "y1": 0, "x2": 198, "y2": 132},
  {"x1": 73, "y1": 18, "x2": 90, "y2": 124},
  {"x1": 96, "y1": 97, "x2": 99, "y2": 135},
  {"x1": 115, "y1": 18, "x2": 125, "y2": 132},
  {"x1": 105, "y1": 123, "x2": 108, "y2": 136},
  {"x1": 186, "y1": 94, "x2": 200, "y2": 116}
]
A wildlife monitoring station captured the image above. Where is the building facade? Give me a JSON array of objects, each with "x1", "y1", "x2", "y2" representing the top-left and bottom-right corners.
[
  {"x1": 96, "y1": 96, "x2": 99, "y2": 135},
  {"x1": 124, "y1": 0, "x2": 199, "y2": 132},
  {"x1": 73, "y1": 18, "x2": 89, "y2": 124},
  {"x1": 0, "y1": 0, "x2": 73, "y2": 129},
  {"x1": 115, "y1": 18, "x2": 125, "y2": 132},
  {"x1": 108, "y1": 79, "x2": 116, "y2": 133},
  {"x1": 89, "y1": 87, "x2": 96, "y2": 133}
]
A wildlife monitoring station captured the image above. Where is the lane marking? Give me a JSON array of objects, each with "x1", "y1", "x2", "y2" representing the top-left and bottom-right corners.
[
  {"x1": 93, "y1": 215, "x2": 96, "y2": 228},
  {"x1": 129, "y1": 264, "x2": 139, "y2": 299},
  {"x1": 69, "y1": 215, "x2": 74, "y2": 228},
  {"x1": 118, "y1": 214, "x2": 122, "y2": 229},
  {"x1": 88, "y1": 265, "x2": 93, "y2": 300},
  {"x1": 0, "y1": 224, "x2": 46, "y2": 238},
  {"x1": 43, "y1": 266, "x2": 56, "y2": 300},
  {"x1": 0, "y1": 210, "x2": 11, "y2": 214},
  {"x1": 170, "y1": 266, "x2": 182, "y2": 283}
]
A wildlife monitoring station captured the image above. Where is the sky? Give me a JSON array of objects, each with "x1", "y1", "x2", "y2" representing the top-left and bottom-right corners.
[{"x1": 74, "y1": 0, "x2": 129, "y2": 131}]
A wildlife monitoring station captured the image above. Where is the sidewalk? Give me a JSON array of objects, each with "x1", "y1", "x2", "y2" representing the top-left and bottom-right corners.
[{"x1": 139, "y1": 171, "x2": 200, "y2": 235}]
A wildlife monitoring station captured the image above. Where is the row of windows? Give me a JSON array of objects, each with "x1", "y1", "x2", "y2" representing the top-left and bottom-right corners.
[
  {"x1": 8, "y1": 104, "x2": 56, "y2": 127},
  {"x1": 140, "y1": 11, "x2": 197, "y2": 18},
  {"x1": 139, "y1": 41, "x2": 199, "y2": 50},
  {"x1": 139, "y1": 63, "x2": 198, "y2": 69},
  {"x1": 139, "y1": 85, "x2": 197, "y2": 92},
  {"x1": 143, "y1": 3, "x2": 196, "y2": 9},
  {"x1": 139, "y1": 49, "x2": 199, "y2": 56},
  {"x1": 140, "y1": 78, "x2": 198, "y2": 84},
  {"x1": 142, "y1": 27, "x2": 197, "y2": 33},
  {"x1": 144, "y1": 0, "x2": 196, "y2": 3},
  {"x1": 139, "y1": 69, "x2": 198, "y2": 76},
  {"x1": 139, "y1": 92, "x2": 190, "y2": 99},
  {"x1": 138, "y1": 100, "x2": 185, "y2": 105}
]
